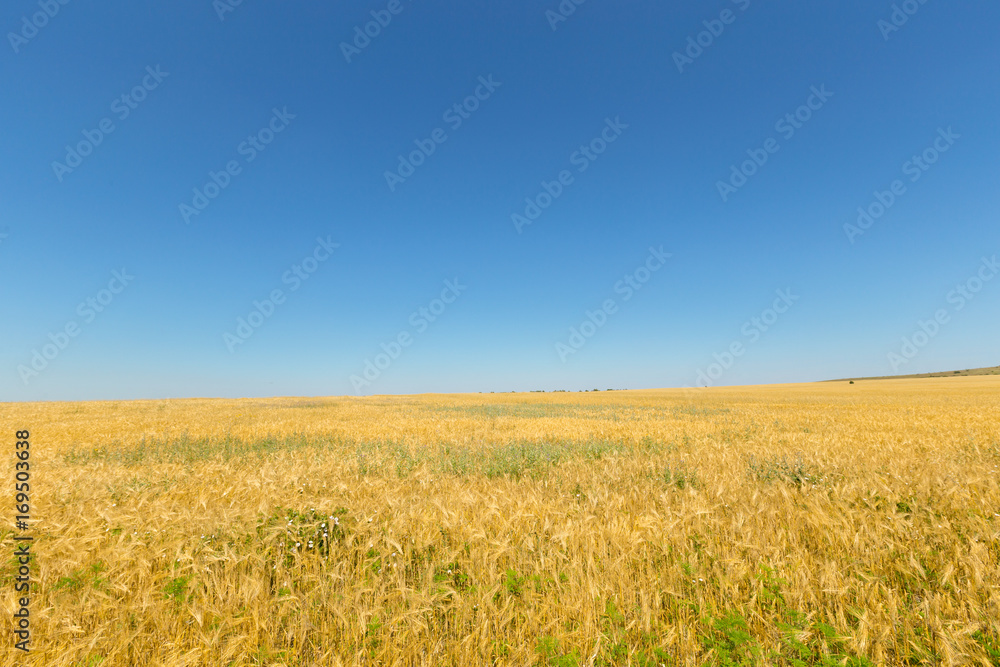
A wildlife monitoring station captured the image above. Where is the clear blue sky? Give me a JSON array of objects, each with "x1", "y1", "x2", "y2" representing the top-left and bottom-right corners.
[{"x1": 2, "y1": 0, "x2": 998, "y2": 401}]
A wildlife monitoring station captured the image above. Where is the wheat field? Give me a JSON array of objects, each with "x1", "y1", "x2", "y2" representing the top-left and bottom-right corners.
[{"x1": 1, "y1": 378, "x2": 999, "y2": 666}]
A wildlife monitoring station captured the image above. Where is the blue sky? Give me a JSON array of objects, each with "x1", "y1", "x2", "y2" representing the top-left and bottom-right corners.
[{"x1": 2, "y1": 0, "x2": 998, "y2": 401}]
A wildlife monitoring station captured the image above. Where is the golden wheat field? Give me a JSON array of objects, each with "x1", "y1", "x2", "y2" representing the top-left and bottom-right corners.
[{"x1": 2, "y1": 378, "x2": 999, "y2": 667}]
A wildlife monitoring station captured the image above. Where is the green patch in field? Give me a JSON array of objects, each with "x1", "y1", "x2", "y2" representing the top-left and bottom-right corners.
[
  {"x1": 364, "y1": 615, "x2": 383, "y2": 650},
  {"x1": 52, "y1": 573, "x2": 85, "y2": 592},
  {"x1": 671, "y1": 405, "x2": 730, "y2": 418},
  {"x1": 67, "y1": 432, "x2": 641, "y2": 478},
  {"x1": 902, "y1": 625, "x2": 941, "y2": 664},
  {"x1": 639, "y1": 434, "x2": 678, "y2": 453},
  {"x1": 634, "y1": 647, "x2": 674, "y2": 666},
  {"x1": 355, "y1": 437, "x2": 629, "y2": 479},
  {"x1": 698, "y1": 613, "x2": 761, "y2": 666},
  {"x1": 433, "y1": 562, "x2": 470, "y2": 591},
  {"x1": 491, "y1": 640, "x2": 511, "y2": 661},
  {"x1": 257, "y1": 506, "x2": 351, "y2": 565},
  {"x1": 972, "y1": 629, "x2": 1000, "y2": 666},
  {"x1": 252, "y1": 645, "x2": 292, "y2": 664},
  {"x1": 536, "y1": 635, "x2": 581, "y2": 666},
  {"x1": 664, "y1": 460, "x2": 698, "y2": 489},
  {"x1": 501, "y1": 568, "x2": 525, "y2": 597},
  {"x1": 773, "y1": 617, "x2": 874, "y2": 667},
  {"x1": 433, "y1": 443, "x2": 475, "y2": 475},
  {"x1": 0, "y1": 552, "x2": 23, "y2": 586},
  {"x1": 52, "y1": 561, "x2": 107, "y2": 593},
  {"x1": 747, "y1": 454, "x2": 822, "y2": 486},
  {"x1": 528, "y1": 573, "x2": 557, "y2": 594},
  {"x1": 163, "y1": 575, "x2": 190, "y2": 602},
  {"x1": 601, "y1": 599, "x2": 625, "y2": 630},
  {"x1": 430, "y1": 402, "x2": 608, "y2": 419},
  {"x1": 482, "y1": 441, "x2": 566, "y2": 478},
  {"x1": 63, "y1": 432, "x2": 326, "y2": 465}
]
